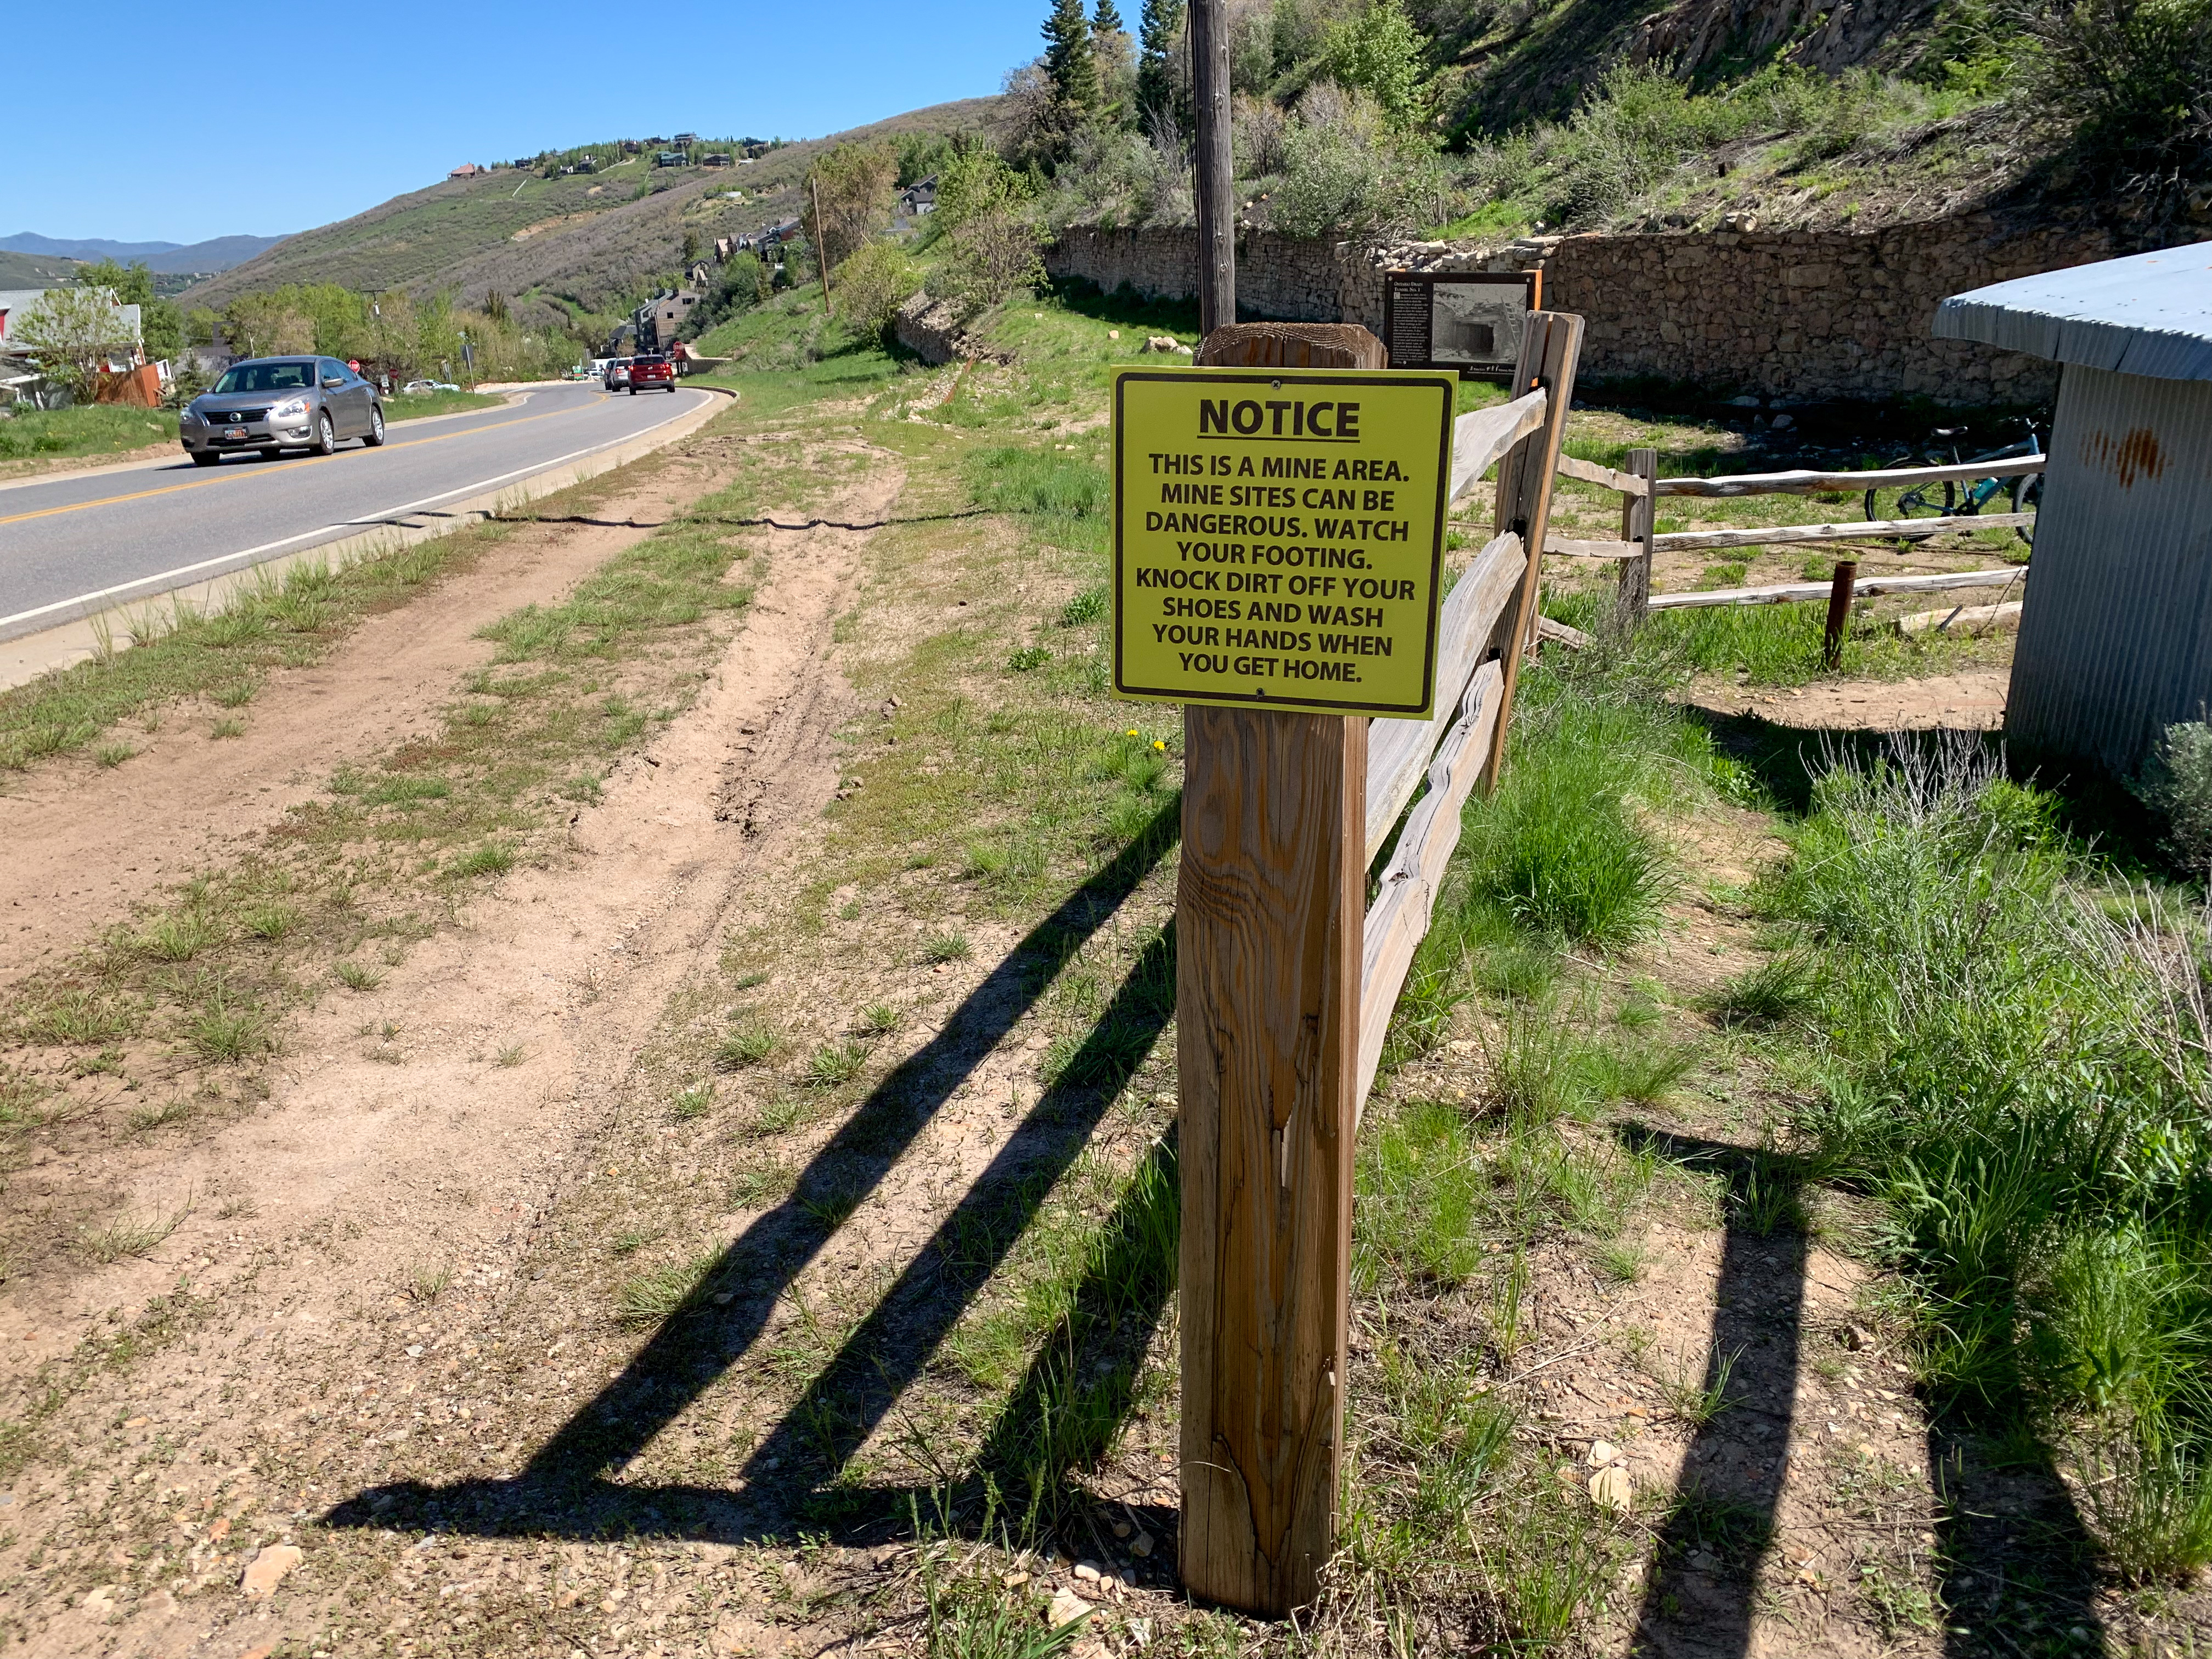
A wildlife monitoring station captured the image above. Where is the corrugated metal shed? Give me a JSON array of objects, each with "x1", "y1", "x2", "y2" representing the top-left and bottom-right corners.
[
  {"x1": 1933, "y1": 241, "x2": 2212, "y2": 382},
  {"x1": 1941, "y1": 244, "x2": 2212, "y2": 778}
]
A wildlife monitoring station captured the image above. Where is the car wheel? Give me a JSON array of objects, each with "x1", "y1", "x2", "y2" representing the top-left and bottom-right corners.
[
  {"x1": 311, "y1": 412, "x2": 337, "y2": 456},
  {"x1": 364, "y1": 406, "x2": 387, "y2": 448},
  {"x1": 190, "y1": 451, "x2": 221, "y2": 467}
]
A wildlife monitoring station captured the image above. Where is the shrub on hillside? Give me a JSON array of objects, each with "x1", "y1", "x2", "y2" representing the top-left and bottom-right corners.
[
  {"x1": 833, "y1": 241, "x2": 921, "y2": 340},
  {"x1": 1268, "y1": 84, "x2": 1455, "y2": 238},
  {"x1": 2014, "y1": 0, "x2": 2212, "y2": 194}
]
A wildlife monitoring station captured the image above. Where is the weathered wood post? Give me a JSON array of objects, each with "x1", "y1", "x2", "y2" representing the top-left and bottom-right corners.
[
  {"x1": 1485, "y1": 311, "x2": 1585, "y2": 783},
  {"x1": 1176, "y1": 321, "x2": 1383, "y2": 1617},
  {"x1": 1615, "y1": 445, "x2": 1658, "y2": 628}
]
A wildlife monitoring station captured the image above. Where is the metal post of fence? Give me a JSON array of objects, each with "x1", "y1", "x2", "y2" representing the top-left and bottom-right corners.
[
  {"x1": 1823, "y1": 558, "x2": 1859, "y2": 669},
  {"x1": 1616, "y1": 446, "x2": 1657, "y2": 629}
]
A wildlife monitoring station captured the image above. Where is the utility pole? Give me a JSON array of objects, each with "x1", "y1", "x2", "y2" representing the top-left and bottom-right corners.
[
  {"x1": 810, "y1": 175, "x2": 832, "y2": 315},
  {"x1": 1188, "y1": 0, "x2": 1234, "y2": 333}
]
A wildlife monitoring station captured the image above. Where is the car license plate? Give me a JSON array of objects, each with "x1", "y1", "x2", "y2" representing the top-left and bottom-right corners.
[{"x1": 225, "y1": 427, "x2": 246, "y2": 441}]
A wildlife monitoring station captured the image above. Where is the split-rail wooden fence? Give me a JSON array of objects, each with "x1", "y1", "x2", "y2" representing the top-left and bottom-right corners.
[
  {"x1": 1542, "y1": 448, "x2": 2042, "y2": 632},
  {"x1": 1176, "y1": 314, "x2": 1582, "y2": 1615},
  {"x1": 1170, "y1": 317, "x2": 2048, "y2": 1615}
]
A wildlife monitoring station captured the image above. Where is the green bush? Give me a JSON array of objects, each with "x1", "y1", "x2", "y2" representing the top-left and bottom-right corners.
[
  {"x1": 831, "y1": 240, "x2": 920, "y2": 340},
  {"x1": 1763, "y1": 739, "x2": 2212, "y2": 1579},
  {"x1": 2014, "y1": 0, "x2": 2212, "y2": 188},
  {"x1": 2141, "y1": 720, "x2": 2212, "y2": 877}
]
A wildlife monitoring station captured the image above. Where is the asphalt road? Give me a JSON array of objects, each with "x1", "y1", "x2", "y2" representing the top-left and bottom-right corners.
[{"x1": 0, "y1": 385, "x2": 714, "y2": 642}]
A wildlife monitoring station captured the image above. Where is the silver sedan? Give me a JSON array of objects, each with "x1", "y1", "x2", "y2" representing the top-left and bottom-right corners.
[{"x1": 179, "y1": 356, "x2": 387, "y2": 466}]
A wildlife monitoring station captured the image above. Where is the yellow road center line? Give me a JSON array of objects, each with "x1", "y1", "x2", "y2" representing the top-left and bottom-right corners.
[{"x1": 0, "y1": 396, "x2": 614, "y2": 529}]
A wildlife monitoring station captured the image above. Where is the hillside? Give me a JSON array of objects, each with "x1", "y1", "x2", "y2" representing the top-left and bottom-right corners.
[
  {"x1": 1028, "y1": 0, "x2": 2205, "y2": 247},
  {"x1": 182, "y1": 98, "x2": 1002, "y2": 325},
  {"x1": 0, "y1": 249, "x2": 83, "y2": 286}
]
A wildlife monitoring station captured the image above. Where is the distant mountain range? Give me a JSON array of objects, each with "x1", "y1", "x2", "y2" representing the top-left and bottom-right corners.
[{"x1": 0, "y1": 232, "x2": 291, "y2": 274}]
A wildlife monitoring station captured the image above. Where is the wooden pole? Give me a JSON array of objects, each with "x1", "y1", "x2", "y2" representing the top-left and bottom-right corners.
[
  {"x1": 1822, "y1": 558, "x2": 1859, "y2": 669},
  {"x1": 1482, "y1": 311, "x2": 1584, "y2": 788},
  {"x1": 810, "y1": 176, "x2": 831, "y2": 314},
  {"x1": 1172, "y1": 326, "x2": 1378, "y2": 1611},
  {"x1": 1615, "y1": 446, "x2": 1657, "y2": 629},
  {"x1": 1177, "y1": 708, "x2": 1363, "y2": 1617},
  {"x1": 1188, "y1": 0, "x2": 1235, "y2": 334}
]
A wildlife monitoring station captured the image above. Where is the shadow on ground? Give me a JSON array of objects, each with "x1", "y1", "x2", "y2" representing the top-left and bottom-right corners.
[{"x1": 323, "y1": 799, "x2": 1184, "y2": 1558}]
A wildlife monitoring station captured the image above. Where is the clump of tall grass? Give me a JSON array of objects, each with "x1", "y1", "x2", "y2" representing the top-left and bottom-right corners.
[
  {"x1": 1764, "y1": 733, "x2": 2212, "y2": 1581},
  {"x1": 1452, "y1": 669, "x2": 1709, "y2": 948}
]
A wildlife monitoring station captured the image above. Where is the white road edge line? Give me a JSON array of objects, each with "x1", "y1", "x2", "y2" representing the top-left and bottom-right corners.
[{"x1": 0, "y1": 391, "x2": 707, "y2": 634}]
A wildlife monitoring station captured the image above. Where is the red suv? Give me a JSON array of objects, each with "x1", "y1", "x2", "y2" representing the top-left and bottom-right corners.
[{"x1": 629, "y1": 354, "x2": 675, "y2": 393}]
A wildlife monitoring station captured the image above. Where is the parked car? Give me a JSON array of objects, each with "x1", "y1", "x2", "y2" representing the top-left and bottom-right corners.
[
  {"x1": 400, "y1": 379, "x2": 461, "y2": 394},
  {"x1": 629, "y1": 353, "x2": 675, "y2": 393},
  {"x1": 178, "y1": 356, "x2": 386, "y2": 465},
  {"x1": 603, "y1": 357, "x2": 633, "y2": 392}
]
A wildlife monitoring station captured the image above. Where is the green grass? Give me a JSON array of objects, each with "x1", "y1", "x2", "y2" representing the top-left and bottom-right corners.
[
  {"x1": 1753, "y1": 742, "x2": 2212, "y2": 1582},
  {"x1": 0, "y1": 404, "x2": 176, "y2": 465},
  {"x1": 614, "y1": 1248, "x2": 722, "y2": 1327}
]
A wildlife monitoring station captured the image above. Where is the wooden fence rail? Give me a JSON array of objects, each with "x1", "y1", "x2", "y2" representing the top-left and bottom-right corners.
[
  {"x1": 1540, "y1": 447, "x2": 2041, "y2": 617},
  {"x1": 1647, "y1": 563, "x2": 2027, "y2": 611},
  {"x1": 1353, "y1": 313, "x2": 1583, "y2": 1123}
]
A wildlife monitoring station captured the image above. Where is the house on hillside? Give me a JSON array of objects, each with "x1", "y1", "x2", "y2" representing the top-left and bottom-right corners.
[
  {"x1": 898, "y1": 175, "x2": 938, "y2": 218},
  {"x1": 449, "y1": 162, "x2": 484, "y2": 179},
  {"x1": 655, "y1": 151, "x2": 688, "y2": 168},
  {"x1": 631, "y1": 288, "x2": 703, "y2": 353},
  {"x1": 674, "y1": 133, "x2": 698, "y2": 148},
  {"x1": 701, "y1": 153, "x2": 733, "y2": 168}
]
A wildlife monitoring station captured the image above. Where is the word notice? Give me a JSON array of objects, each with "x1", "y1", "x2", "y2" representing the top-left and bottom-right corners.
[{"x1": 1110, "y1": 366, "x2": 1457, "y2": 717}]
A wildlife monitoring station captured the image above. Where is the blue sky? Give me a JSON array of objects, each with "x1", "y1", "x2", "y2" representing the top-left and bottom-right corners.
[{"x1": 13, "y1": 0, "x2": 1045, "y2": 246}]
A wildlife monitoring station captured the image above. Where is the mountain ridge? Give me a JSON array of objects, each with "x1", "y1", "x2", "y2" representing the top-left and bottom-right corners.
[{"x1": 0, "y1": 232, "x2": 291, "y2": 273}]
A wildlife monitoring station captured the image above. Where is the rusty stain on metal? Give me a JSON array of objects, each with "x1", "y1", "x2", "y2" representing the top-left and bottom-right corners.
[{"x1": 2084, "y1": 425, "x2": 2168, "y2": 488}]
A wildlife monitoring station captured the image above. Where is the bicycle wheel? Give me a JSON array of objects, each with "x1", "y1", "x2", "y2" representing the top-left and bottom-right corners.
[
  {"x1": 2011, "y1": 472, "x2": 2041, "y2": 549},
  {"x1": 1892, "y1": 482, "x2": 1956, "y2": 519}
]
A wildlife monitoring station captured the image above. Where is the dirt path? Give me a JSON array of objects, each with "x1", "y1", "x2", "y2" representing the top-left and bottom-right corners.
[
  {"x1": 0, "y1": 449, "x2": 733, "y2": 982},
  {"x1": 0, "y1": 437, "x2": 900, "y2": 1654},
  {"x1": 1689, "y1": 666, "x2": 2010, "y2": 732}
]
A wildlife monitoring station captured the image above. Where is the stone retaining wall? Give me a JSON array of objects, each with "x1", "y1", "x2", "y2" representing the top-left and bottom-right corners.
[{"x1": 1045, "y1": 215, "x2": 2128, "y2": 405}]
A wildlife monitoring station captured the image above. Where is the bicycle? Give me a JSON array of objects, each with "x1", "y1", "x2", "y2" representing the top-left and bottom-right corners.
[{"x1": 1864, "y1": 419, "x2": 2043, "y2": 548}]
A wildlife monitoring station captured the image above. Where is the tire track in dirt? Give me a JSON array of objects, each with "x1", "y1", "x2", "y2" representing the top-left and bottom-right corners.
[{"x1": 0, "y1": 447, "x2": 904, "y2": 1656}]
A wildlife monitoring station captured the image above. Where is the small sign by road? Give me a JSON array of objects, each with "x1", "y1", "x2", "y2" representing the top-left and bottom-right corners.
[{"x1": 1111, "y1": 366, "x2": 1457, "y2": 718}]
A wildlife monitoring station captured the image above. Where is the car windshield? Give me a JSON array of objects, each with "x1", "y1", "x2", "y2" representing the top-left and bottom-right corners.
[{"x1": 212, "y1": 361, "x2": 316, "y2": 394}]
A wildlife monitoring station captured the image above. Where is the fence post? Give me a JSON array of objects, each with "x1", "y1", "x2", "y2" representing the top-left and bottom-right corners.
[
  {"x1": 1483, "y1": 311, "x2": 1584, "y2": 787},
  {"x1": 1177, "y1": 708, "x2": 1364, "y2": 1617},
  {"x1": 1822, "y1": 558, "x2": 1859, "y2": 669},
  {"x1": 1616, "y1": 446, "x2": 1657, "y2": 628},
  {"x1": 1177, "y1": 318, "x2": 1381, "y2": 1617}
]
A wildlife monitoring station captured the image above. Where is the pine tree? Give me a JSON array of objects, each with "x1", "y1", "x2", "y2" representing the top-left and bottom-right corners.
[
  {"x1": 1042, "y1": 0, "x2": 1099, "y2": 114},
  {"x1": 1093, "y1": 0, "x2": 1124, "y2": 33},
  {"x1": 1136, "y1": 0, "x2": 1189, "y2": 128}
]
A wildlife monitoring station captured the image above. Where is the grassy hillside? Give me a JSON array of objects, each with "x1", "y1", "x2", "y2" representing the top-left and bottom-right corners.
[
  {"x1": 183, "y1": 99, "x2": 1001, "y2": 328},
  {"x1": 0, "y1": 249, "x2": 84, "y2": 286},
  {"x1": 1033, "y1": 0, "x2": 2207, "y2": 244}
]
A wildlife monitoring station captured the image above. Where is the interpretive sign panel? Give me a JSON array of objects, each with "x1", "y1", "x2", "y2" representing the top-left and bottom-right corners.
[
  {"x1": 1383, "y1": 271, "x2": 1539, "y2": 376},
  {"x1": 1110, "y1": 367, "x2": 1458, "y2": 718}
]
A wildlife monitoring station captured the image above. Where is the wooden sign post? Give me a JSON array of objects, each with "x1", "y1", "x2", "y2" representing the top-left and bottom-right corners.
[
  {"x1": 1133, "y1": 2, "x2": 1472, "y2": 1614},
  {"x1": 1143, "y1": 324, "x2": 1440, "y2": 1615}
]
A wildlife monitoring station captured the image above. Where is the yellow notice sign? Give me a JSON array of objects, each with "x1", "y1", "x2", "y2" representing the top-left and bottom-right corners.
[{"x1": 1111, "y1": 366, "x2": 1458, "y2": 717}]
